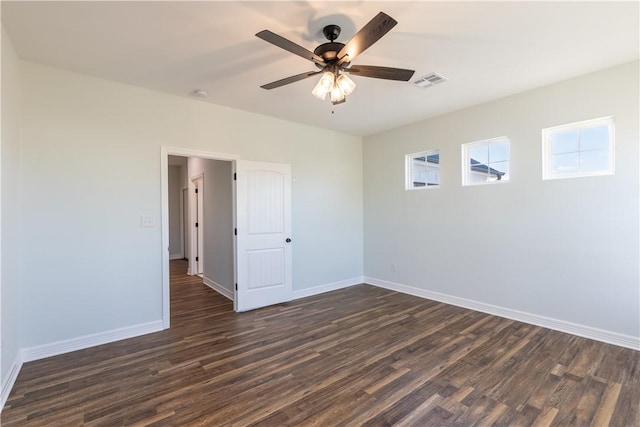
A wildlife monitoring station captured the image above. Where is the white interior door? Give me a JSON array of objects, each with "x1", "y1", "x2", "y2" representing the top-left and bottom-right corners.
[{"x1": 235, "y1": 160, "x2": 292, "y2": 312}]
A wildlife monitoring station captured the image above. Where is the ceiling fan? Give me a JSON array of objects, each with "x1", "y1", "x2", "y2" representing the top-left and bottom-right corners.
[{"x1": 256, "y1": 12, "x2": 415, "y2": 105}]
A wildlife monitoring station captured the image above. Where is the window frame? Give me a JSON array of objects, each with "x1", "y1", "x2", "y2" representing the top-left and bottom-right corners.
[
  {"x1": 542, "y1": 116, "x2": 615, "y2": 180},
  {"x1": 461, "y1": 136, "x2": 511, "y2": 187},
  {"x1": 405, "y1": 149, "x2": 441, "y2": 190}
]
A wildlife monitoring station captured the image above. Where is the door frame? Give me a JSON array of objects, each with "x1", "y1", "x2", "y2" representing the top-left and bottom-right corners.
[
  {"x1": 180, "y1": 186, "x2": 188, "y2": 261},
  {"x1": 160, "y1": 147, "x2": 240, "y2": 329},
  {"x1": 189, "y1": 173, "x2": 204, "y2": 277}
]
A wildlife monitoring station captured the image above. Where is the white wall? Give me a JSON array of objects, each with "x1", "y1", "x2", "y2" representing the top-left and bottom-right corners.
[
  {"x1": 204, "y1": 160, "x2": 233, "y2": 292},
  {"x1": 1, "y1": 27, "x2": 22, "y2": 395},
  {"x1": 363, "y1": 61, "x2": 639, "y2": 340},
  {"x1": 167, "y1": 165, "x2": 182, "y2": 258},
  {"x1": 19, "y1": 61, "x2": 363, "y2": 348},
  {"x1": 188, "y1": 158, "x2": 234, "y2": 293}
]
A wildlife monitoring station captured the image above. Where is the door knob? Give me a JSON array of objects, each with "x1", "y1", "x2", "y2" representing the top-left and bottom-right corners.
[{"x1": 286, "y1": 238, "x2": 292, "y2": 243}]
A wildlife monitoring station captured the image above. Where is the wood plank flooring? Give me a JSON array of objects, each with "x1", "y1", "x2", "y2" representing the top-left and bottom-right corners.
[{"x1": 2, "y1": 260, "x2": 639, "y2": 426}]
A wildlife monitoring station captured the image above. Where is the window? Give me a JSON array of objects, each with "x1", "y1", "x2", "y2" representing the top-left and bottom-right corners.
[
  {"x1": 542, "y1": 117, "x2": 614, "y2": 180},
  {"x1": 462, "y1": 137, "x2": 510, "y2": 186},
  {"x1": 406, "y1": 149, "x2": 440, "y2": 190}
]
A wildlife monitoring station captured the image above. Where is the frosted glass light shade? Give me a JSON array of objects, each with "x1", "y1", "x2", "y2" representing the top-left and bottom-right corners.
[
  {"x1": 336, "y1": 74, "x2": 356, "y2": 96},
  {"x1": 312, "y1": 72, "x2": 335, "y2": 100},
  {"x1": 330, "y1": 85, "x2": 345, "y2": 103}
]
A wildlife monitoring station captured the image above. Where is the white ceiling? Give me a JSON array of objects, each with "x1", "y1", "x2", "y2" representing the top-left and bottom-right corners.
[{"x1": 3, "y1": 1, "x2": 638, "y2": 136}]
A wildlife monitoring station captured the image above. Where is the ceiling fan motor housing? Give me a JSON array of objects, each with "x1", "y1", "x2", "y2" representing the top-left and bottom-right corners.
[
  {"x1": 314, "y1": 42, "x2": 346, "y2": 67},
  {"x1": 313, "y1": 25, "x2": 350, "y2": 68}
]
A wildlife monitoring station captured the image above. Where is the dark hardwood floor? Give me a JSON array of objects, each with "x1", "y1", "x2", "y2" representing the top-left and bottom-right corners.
[{"x1": 2, "y1": 260, "x2": 639, "y2": 426}]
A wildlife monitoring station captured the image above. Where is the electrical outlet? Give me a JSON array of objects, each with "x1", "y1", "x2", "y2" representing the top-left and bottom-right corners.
[
  {"x1": 141, "y1": 215, "x2": 153, "y2": 228},
  {"x1": 391, "y1": 263, "x2": 398, "y2": 272}
]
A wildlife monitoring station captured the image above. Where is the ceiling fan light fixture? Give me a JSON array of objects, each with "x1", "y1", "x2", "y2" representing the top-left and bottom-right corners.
[
  {"x1": 336, "y1": 73, "x2": 356, "y2": 96},
  {"x1": 330, "y1": 84, "x2": 346, "y2": 104},
  {"x1": 311, "y1": 71, "x2": 335, "y2": 100},
  {"x1": 257, "y1": 12, "x2": 414, "y2": 106}
]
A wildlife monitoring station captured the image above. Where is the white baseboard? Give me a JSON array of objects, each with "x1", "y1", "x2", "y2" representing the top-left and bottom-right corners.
[
  {"x1": 169, "y1": 254, "x2": 184, "y2": 260},
  {"x1": 365, "y1": 277, "x2": 640, "y2": 351},
  {"x1": 1, "y1": 352, "x2": 23, "y2": 412},
  {"x1": 203, "y1": 276, "x2": 234, "y2": 301},
  {"x1": 21, "y1": 320, "x2": 164, "y2": 363},
  {"x1": 292, "y1": 276, "x2": 364, "y2": 300},
  {"x1": 201, "y1": 275, "x2": 363, "y2": 304}
]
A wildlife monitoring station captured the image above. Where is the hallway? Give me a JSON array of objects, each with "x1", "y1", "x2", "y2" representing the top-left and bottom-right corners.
[{"x1": 169, "y1": 259, "x2": 232, "y2": 329}]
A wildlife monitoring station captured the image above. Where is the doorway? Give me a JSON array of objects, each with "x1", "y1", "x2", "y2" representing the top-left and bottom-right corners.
[{"x1": 161, "y1": 147, "x2": 293, "y2": 328}]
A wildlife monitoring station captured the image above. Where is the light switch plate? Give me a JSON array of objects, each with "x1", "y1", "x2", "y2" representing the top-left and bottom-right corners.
[{"x1": 141, "y1": 215, "x2": 153, "y2": 228}]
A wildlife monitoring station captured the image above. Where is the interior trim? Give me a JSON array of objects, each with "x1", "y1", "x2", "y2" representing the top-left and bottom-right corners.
[
  {"x1": 365, "y1": 276, "x2": 640, "y2": 351},
  {"x1": 21, "y1": 320, "x2": 164, "y2": 363}
]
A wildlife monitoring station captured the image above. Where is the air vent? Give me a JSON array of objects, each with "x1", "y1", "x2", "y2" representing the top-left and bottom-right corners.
[{"x1": 412, "y1": 72, "x2": 448, "y2": 88}]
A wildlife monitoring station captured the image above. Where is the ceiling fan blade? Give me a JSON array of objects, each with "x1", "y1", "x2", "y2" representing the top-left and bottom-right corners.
[
  {"x1": 346, "y1": 65, "x2": 415, "y2": 81},
  {"x1": 336, "y1": 12, "x2": 398, "y2": 65},
  {"x1": 260, "y1": 71, "x2": 322, "y2": 90},
  {"x1": 256, "y1": 30, "x2": 325, "y2": 65}
]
